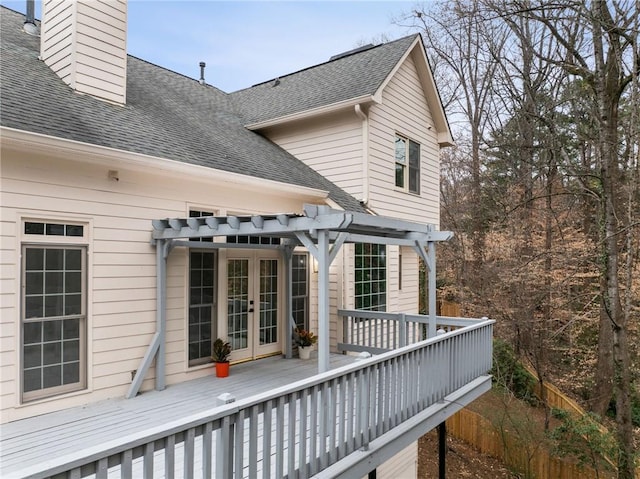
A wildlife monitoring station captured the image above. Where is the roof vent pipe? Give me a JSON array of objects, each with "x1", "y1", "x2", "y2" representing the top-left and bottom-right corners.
[
  {"x1": 199, "y1": 62, "x2": 206, "y2": 85},
  {"x1": 23, "y1": 0, "x2": 39, "y2": 36}
]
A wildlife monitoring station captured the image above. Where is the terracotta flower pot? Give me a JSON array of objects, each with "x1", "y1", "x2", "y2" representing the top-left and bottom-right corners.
[{"x1": 215, "y1": 361, "x2": 230, "y2": 378}]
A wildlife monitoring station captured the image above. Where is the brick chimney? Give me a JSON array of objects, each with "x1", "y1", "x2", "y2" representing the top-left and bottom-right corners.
[{"x1": 40, "y1": 0, "x2": 127, "y2": 104}]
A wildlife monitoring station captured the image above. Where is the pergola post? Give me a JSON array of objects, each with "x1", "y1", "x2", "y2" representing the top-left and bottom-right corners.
[
  {"x1": 156, "y1": 240, "x2": 167, "y2": 391},
  {"x1": 317, "y1": 229, "x2": 330, "y2": 373},
  {"x1": 427, "y1": 241, "x2": 437, "y2": 338}
]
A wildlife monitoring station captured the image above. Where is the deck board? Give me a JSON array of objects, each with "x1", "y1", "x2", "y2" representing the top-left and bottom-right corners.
[{"x1": 0, "y1": 354, "x2": 355, "y2": 476}]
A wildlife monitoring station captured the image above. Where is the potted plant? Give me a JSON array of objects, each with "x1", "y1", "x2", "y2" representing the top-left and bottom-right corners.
[
  {"x1": 294, "y1": 328, "x2": 317, "y2": 360},
  {"x1": 212, "y1": 338, "x2": 231, "y2": 377}
]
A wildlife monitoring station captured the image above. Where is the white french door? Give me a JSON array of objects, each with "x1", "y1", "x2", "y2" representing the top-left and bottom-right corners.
[{"x1": 226, "y1": 252, "x2": 281, "y2": 361}]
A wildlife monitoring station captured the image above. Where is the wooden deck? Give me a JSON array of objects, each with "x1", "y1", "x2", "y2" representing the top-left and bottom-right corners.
[{"x1": 0, "y1": 353, "x2": 356, "y2": 478}]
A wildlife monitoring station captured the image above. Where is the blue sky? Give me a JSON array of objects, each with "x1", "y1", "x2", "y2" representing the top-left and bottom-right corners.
[{"x1": 3, "y1": 1, "x2": 420, "y2": 92}]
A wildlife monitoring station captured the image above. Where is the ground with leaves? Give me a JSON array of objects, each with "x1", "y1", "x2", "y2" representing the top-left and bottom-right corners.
[{"x1": 418, "y1": 428, "x2": 518, "y2": 478}]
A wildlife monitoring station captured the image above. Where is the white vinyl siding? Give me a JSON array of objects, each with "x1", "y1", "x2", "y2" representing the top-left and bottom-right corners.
[
  {"x1": 41, "y1": 0, "x2": 127, "y2": 104},
  {"x1": 40, "y1": 1, "x2": 75, "y2": 83},
  {"x1": 368, "y1": 52, "x2": 440, "y2": 224},
  {"x1": 375, "y1": 442, "x2": 418, "y2": 478},
  {"x1": 0, "y1": 148, "x2": 314, "y2": 423},
  {"x1": 264, "y1": 113, "x2": 364, "y2": 199}
]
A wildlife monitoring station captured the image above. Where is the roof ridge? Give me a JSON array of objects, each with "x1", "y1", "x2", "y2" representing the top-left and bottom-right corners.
[
  {"x1": 127, "y1": 54, "x2": 229, "y2": 96},
  {"x1": 233, "y1": 33, "x2": 420, "y2": 93}
]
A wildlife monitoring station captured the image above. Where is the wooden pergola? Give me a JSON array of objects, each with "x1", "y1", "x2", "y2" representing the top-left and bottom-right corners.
[{"x1": 127, "y1": 205, "x2": 452, "y2": 399}]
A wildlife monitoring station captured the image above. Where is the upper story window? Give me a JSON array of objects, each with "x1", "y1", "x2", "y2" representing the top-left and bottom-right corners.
[{"x1": 394, "y1": 135, "x2": 420, "y2": 194}]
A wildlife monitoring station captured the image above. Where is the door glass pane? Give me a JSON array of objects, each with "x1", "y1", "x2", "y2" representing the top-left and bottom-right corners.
[
  {"x1": 227, "y1": 259, "x2": 248, "y2": 350},
  {"x1": 259, "y1": 259, "x2": 278, "y2": 345}
]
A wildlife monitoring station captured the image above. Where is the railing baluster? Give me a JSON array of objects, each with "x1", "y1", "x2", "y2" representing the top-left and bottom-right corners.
[
  {"x1": 287, "y1": 393, "x2": 297, "y2": 477},
  {"x1": 377, "y1": 361, "x2": 385, "y2": 435},
  {"x1": 337, "y1": 375, "x2": 347, "y2": 458},
  {"x1": 234, "y1": 410, "x2": 245, "y2": 479},
  {"x1": 165, "y1": 433, "x2": 175, "y2": 479},
  {"x1": 249, "y1": 405, "x2": 259, "y2": 479},
  {"x1": 309, "y1": 384, "x2": 319, "y2": 475},
  {"x1": 96, "y1": 457, "x2": 108, "y2": 479},
  {"x1": 143, "y1": 441, "x2": 154, "y2": 479},
  {"x1": 328, "y1": 378, "x2": 338, "y2": 464},
  {"x1": 346, "y1": 372, "x2": 356, "y2": 454},
  {"x1": 203, "y1": 422, "x2": 212, "y2": 479},
  {"x1": 120, "y1": 449, "x2": 132, "y2": 479},
  {"x1": 184, "y1": 427, "x2": 194, "y2": 479},
  {"x1": 319, "y1": 383, "x2": 329, "y2": 469},
  {"x1": 275, "y1": 395, "x2": 285, "y2": 478},
  {"x1": 299, "y1": 389, "x2": 309, "y2": 479},
  {"x1": 263, "y1": 400, "x2": 273, "y2": 479}
]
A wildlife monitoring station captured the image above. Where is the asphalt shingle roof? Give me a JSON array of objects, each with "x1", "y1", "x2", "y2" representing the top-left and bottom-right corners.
[
  {"x1": 1, "y1": 7, "x2": 417, "y2": 213},
  {"x1": 230, "y1": 35, "x2": 418, "y2": 124}
]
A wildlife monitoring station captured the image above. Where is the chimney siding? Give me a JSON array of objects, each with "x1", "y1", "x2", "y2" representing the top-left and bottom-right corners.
[{"x1": 41, "y1": 0, "x2": 127, "y2": 104}]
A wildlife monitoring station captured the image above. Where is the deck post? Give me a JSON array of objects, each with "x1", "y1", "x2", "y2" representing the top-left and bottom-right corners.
[
  {"x1": 317, "y1": 229, "x2": 330, "y2": 373},
  {"x1": 438, "y1": 421, "x2": 446, "y2": 479},
  {"x1": 216, "y1": 393, "x2": 236, "y2": 478},
  {"x1": 427, "y1": 242, "x2": 437, "y2": 338}
]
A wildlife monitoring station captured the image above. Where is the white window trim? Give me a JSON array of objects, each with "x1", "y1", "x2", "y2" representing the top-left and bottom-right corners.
[{"x1": 20, "y1": 218, "x2": 90, "y2": 403}]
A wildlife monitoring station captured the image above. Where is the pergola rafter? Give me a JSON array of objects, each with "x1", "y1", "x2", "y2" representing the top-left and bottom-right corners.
[{"x1": 127, "y1": 205, "x2": 452, "y2": 399}]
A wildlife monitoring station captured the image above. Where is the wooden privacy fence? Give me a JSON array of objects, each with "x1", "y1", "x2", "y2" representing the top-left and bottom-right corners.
[
  {"x1": 524, "y1": 364, "x2": 640, "y2": 477},
  {"x1": 446, "y1": 408, "x2": 614, "y2": 479}
]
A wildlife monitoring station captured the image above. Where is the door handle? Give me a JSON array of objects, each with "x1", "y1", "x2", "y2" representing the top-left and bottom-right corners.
[{"x1": 248, "y1": 300, "x2": 254, "y2": 313}]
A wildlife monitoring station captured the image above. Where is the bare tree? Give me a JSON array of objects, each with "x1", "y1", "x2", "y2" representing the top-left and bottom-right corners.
[{"x1": 500, "y1": 1, "x2": 639, "y2": 476}]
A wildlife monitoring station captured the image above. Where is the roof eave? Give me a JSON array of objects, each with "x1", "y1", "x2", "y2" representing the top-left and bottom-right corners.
[
  {"x1": 0, "y1": 126, "x2": 332, "y2": 201},
  {"x1": 245, "y1": 94, "x2": 376, "y2": 130}
]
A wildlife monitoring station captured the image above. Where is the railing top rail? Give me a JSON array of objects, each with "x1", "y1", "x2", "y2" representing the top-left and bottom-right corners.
[
  {"x1": 338, "y1": 309, "x2": 488, "y2": 327},
  {"x1": 14, "y1": 319, "x2": 494, "y2": 479}
]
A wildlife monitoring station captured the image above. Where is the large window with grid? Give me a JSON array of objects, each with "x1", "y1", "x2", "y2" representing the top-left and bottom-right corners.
[
  {"x1": 292, "y1": 254, "x2": 309, "y2": 330},
  {"x1": 355, "y1": 243, "x2": 386, "y2": 311},
  {"x1": 188, "y1": 210, "x2": 217, "y2": 365},
  {"x1": 189, "y1": 251, "x2": 217, "y2": 365},
  {"x1": 21, "y1": 222, "x2": 87, "y2": 401},
  {"x1": 394, "y1": 134, "x2": 420, "y2": 194}
]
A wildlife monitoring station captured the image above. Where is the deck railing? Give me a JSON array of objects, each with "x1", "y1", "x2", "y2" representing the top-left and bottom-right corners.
[
  {"x1": 339, "y1": 309, "x2": 488, "y2": 354},
  {"x1": 18, "y1": 318, "x2": 494, "y2": 479}
]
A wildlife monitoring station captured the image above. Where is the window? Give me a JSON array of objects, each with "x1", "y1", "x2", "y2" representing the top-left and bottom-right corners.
[
  {"x1": 22, "y1": 222, "x2": 86, "y2": 401},
  {"x1": 226, "y1": 236, "x2": 280, "y2": 245},
  {"x1": 292, "y1": 254, "x2": 309, "y2": 330},
  {"x1": 355, "y1": 243, "x2": 386, "y2": 311},
  {"x1": 188, "y1": 210, "x2": 217, "y2": 365},
  {"x1": 189, "y1": 210, "x2": 213, "y2": 242},
  {"x1": 394, "y1": 135, "x2": 420, "y2": 194}
]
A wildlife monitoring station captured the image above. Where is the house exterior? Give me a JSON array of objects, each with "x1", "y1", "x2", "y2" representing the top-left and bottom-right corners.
[{"x1": 0, "y1": 2, "x2": 492, "y2": 478}]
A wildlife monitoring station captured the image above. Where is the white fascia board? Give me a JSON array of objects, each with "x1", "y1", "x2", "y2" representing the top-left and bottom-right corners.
[
  {"x1": 373, "y1": 37, "x2": 455, "y2": 148},
  {"x1": 245, "y1": 94, "x2": 376, "y2": 130},
  {"x1": 0, "y1": 126, "x2": 330, "y2": 201}
]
